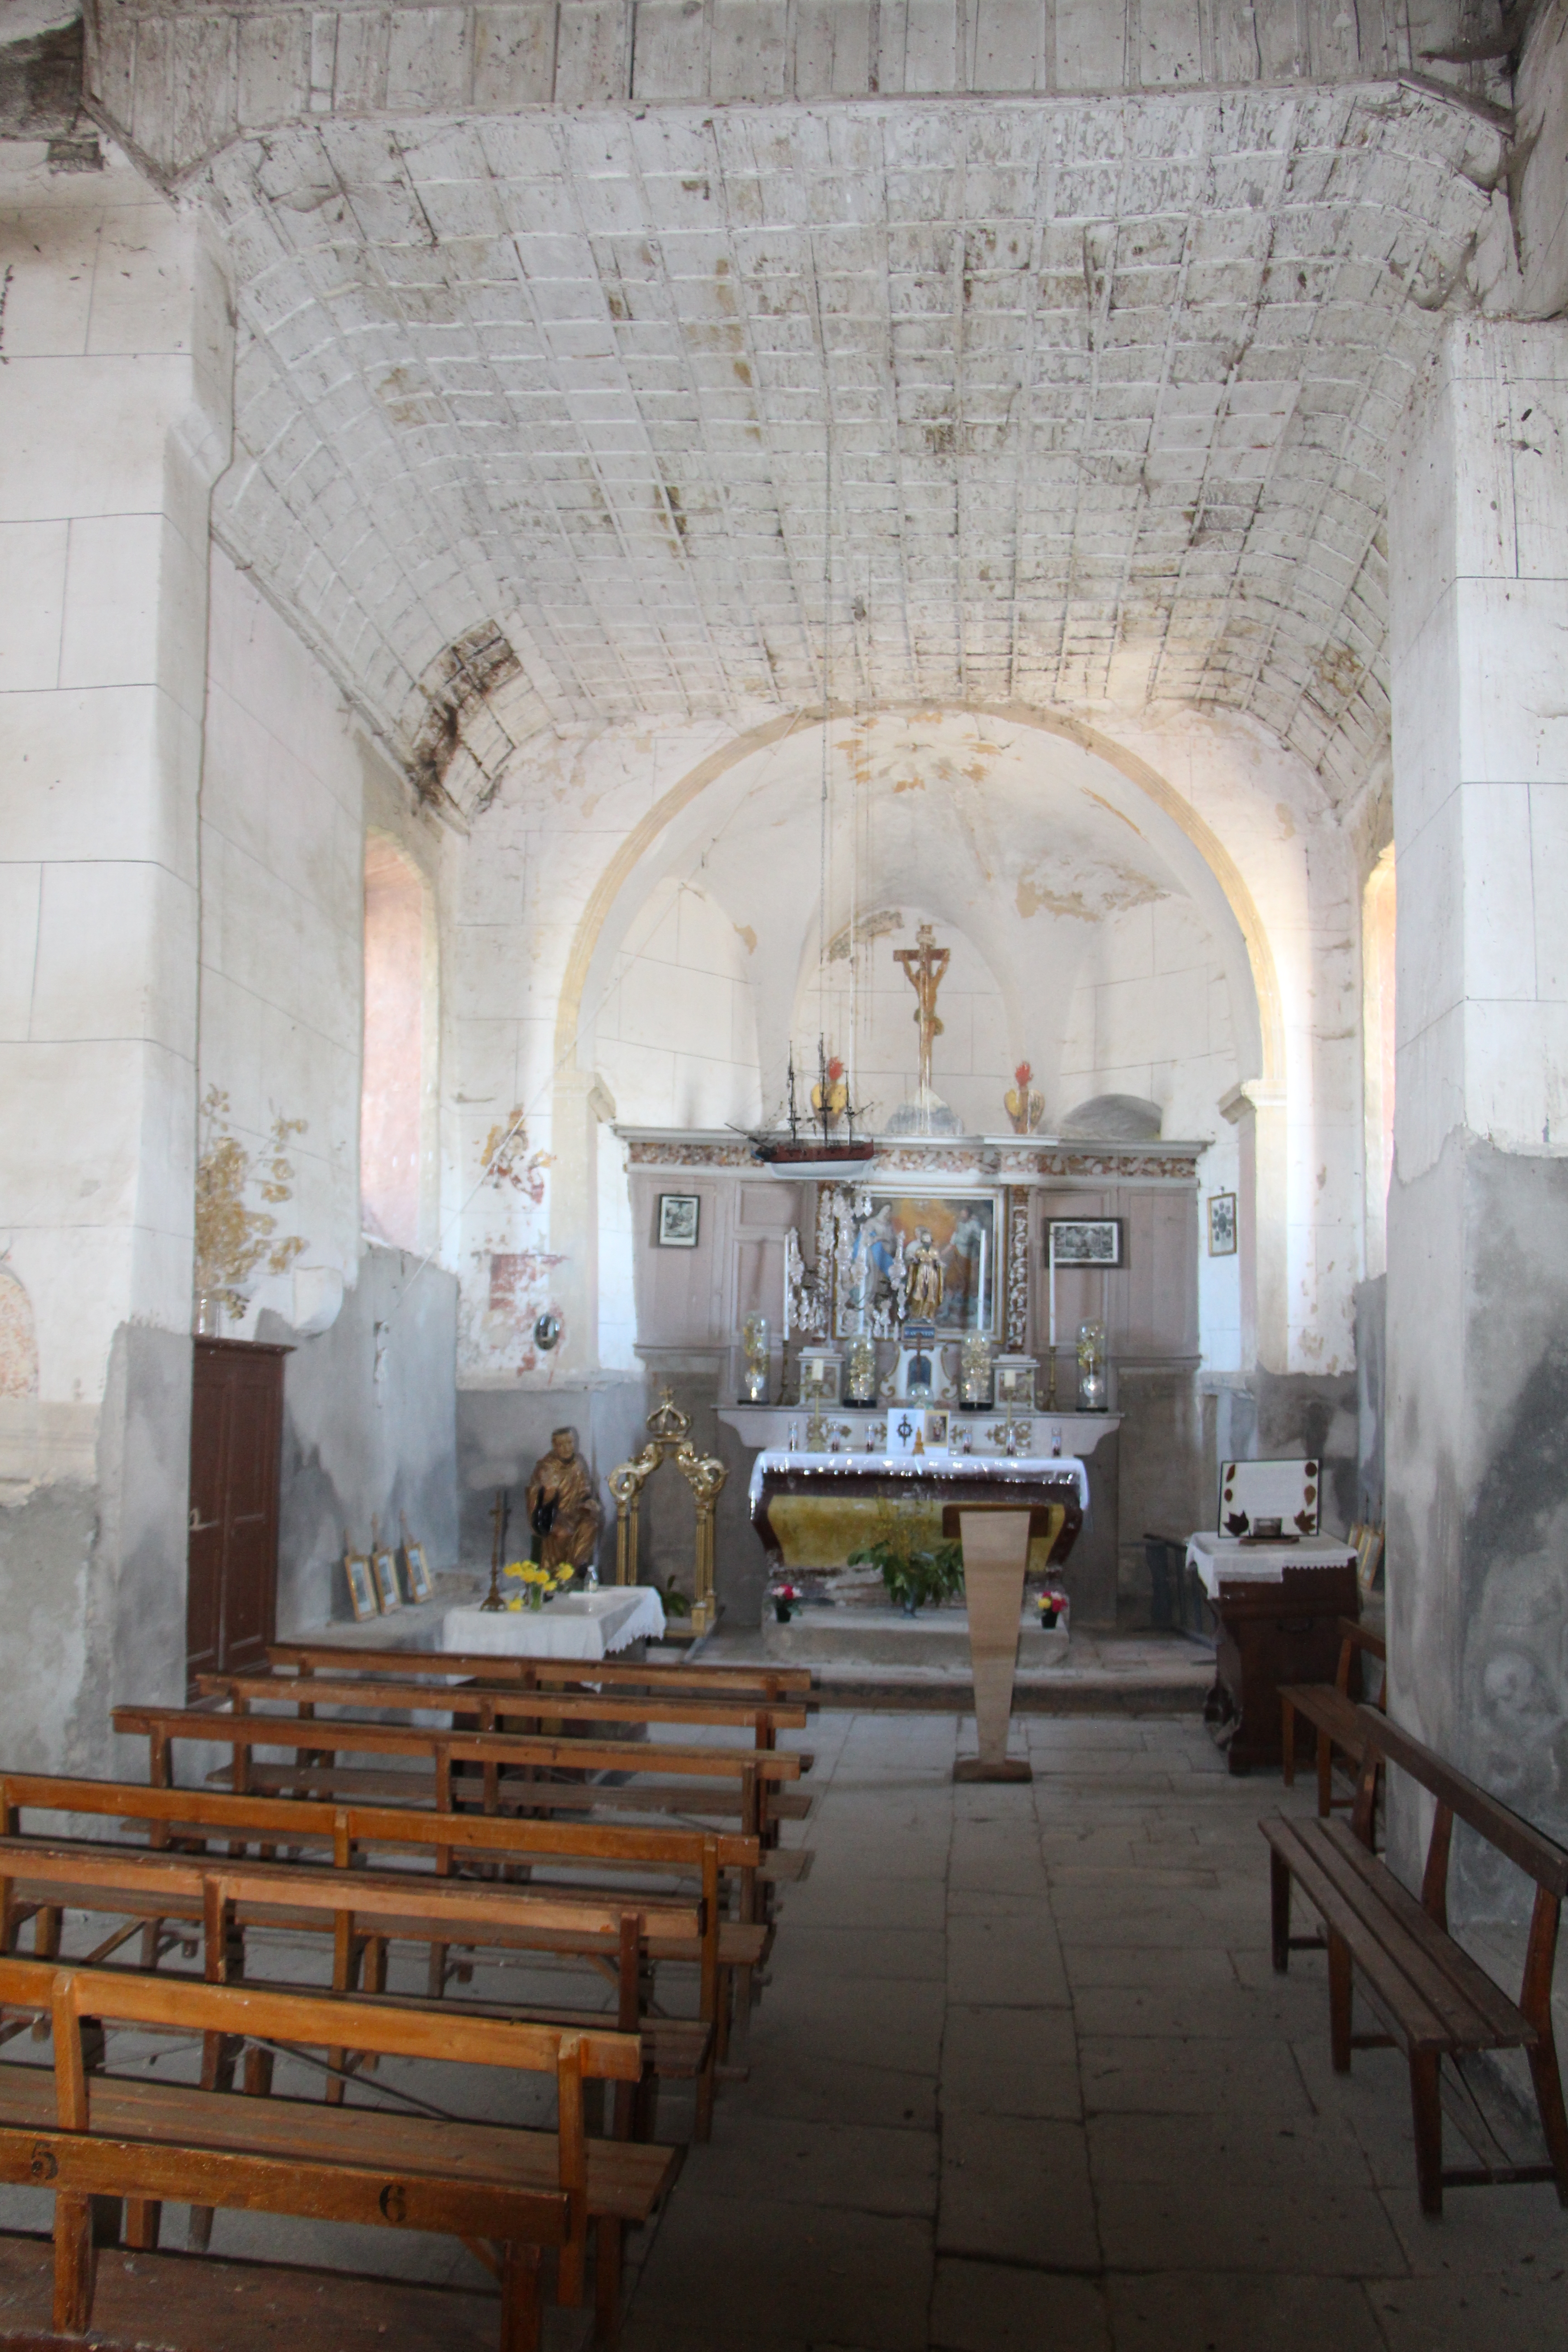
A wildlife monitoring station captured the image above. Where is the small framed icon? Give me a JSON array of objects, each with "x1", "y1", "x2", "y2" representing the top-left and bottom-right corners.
[
  {"x1": 344, "y1": 1553, "x2": 377, "y2": 1622},
  {"x1": 372, "y1": 1548, "x2": 402, "y2": 1613},
  {"x1": 657, "y1": 1193, "x2": 701, "y2": 1248},
  {"x1": 403, "y1": 1540, "x2": 433, "y2": 1603},
  {"x1": 1208, "y1": 1192, "x2": 1238, "y2": 1257}
]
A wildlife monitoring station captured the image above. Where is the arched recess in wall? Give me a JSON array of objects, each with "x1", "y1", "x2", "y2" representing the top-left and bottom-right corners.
[
  {"x1": 361, "y1": 832, "x2": 438, "y2": 1255},
  {"x1": 547, "y1": 705, "x2": 1288, "y2": 1376}
]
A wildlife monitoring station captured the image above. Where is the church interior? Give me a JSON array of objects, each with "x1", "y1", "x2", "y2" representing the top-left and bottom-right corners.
[{"x1": 3, "y1": 2, "x2": 1568, "y2": 2346}]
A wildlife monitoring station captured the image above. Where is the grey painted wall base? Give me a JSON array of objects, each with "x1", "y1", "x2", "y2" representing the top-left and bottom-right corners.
[
  {"x1": 1387, "y1": 1132, "x2": 1568, "y2": 1920},
  {"x1": 0, "y1": 1322, "x2": 191, "y2": 1780},
  {"x1": 263, "y1": 1242, "x2": 458, "y2": 1634}
]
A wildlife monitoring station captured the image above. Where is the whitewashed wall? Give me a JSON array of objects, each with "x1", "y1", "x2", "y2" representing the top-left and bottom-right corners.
[{"x1": 199, "y1": 548, "x2": 365, "y2": 1331}]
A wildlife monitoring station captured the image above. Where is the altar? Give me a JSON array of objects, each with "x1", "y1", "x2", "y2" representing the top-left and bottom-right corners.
[{"x1": 749, "y1": 1449, "x2": 1088, "y2": 1779}]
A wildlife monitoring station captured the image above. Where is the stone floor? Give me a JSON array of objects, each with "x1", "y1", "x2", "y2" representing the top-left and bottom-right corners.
[
  {"x1": 622, "y1": 1708, "x2": 1568, "y2": 2351},
  {"x1": 0, "y1": 1710, "x2": 1563, "y2": 2348}
]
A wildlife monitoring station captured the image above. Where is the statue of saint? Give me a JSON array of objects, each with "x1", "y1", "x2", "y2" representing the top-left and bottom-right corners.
[
  {"x1": 907, "y1": 1226, "x2": 945, "y2": 1322},
  {"x1": 526, "y1": 1427, "x2": 603, "y2": 1578},
  {"x1": 892, "y1": 924, "x2": 951, "y2": 1098}
]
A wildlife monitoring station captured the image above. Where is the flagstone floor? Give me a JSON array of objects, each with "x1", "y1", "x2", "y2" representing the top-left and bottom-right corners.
[
  {"x1": 0, "y1": 1709, "x2": 1561, "y2": 2349},
  {"x1": 620, "y1": 1708, "x2": 1568, "y2": 2352}
]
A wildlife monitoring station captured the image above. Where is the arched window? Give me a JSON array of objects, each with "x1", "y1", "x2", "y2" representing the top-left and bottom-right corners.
[
  {"x1": 1362, "y1": 846, "x2": 1396, "y2": 1276},
  {"x1": 361, "y1": 835, "x2": 430, "y2": 1252}
]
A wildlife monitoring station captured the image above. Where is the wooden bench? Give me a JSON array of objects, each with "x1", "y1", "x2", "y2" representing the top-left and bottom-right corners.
[
  {"x1": 269, "y1": 1642, "x2": 814, "y2": 1709},
  {"x1": 0, "y1": 1774, "x2": 769, "y2": 2122},
  {"x1": 1261, "y1": 1704, "x2": 1568, "y2": 2214},
  {"x1": 1279, "y1": 1618, "x2": 1387, "y2": 1819},
  {"x1": 0, "y1": 1957, "x2": 673, "y2": 2345},
  {"x1": 201, "y1": 1671, "x2": 809, "y2": 1753},
  {"x1": 0, "y1": 1834, "x2": 705, "y2": 2130},
  {"x1": 111, "y1": 1705, "x2": 811, "y2": 1858}
]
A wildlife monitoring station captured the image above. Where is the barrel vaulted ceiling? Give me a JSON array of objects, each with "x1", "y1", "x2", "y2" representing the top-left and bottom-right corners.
[{"x1": 80, "y1": 6, "x2": 1510, "y2": 812}]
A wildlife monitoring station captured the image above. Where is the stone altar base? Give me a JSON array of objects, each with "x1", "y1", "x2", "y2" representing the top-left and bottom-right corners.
[{"x1": 762, "y1": 1606, "x2": 1069, "y2": 1671}]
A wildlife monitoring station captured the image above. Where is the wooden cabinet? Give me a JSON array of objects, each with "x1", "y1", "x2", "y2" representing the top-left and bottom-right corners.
[{"x1": 186, "y1": 1338, "x2": 288, "y2": 1692}]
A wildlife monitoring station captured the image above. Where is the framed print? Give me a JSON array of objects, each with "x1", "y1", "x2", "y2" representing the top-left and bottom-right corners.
[
  {"x1": 344, "y1": 1553, "x2": 377, "y2": 1622},
  {"x1": 403, "y1": 1541, "x2": 432, "y2": 1603},
  {"x1": 372, "y1": 1548, "x2": 402, "y2": 1613},
  {"x1": 657, "y1": 1193, "x2": 700, "y2": 1248},
  {"x1": 1045, "y1": 1218, "x2": 1124, "y2": 1268},
  {"x1": 1208, "y1": 1192, "x2": 1238, "y2": 1257},
  {"x1": 839, "y1": 1191, "x2": 999, "y2": 1336}
]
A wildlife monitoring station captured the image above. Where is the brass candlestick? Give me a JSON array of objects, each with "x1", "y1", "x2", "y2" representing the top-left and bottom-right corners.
[{"x1": 480, "y1": 1487, "x2": 510, "y2": 1612}]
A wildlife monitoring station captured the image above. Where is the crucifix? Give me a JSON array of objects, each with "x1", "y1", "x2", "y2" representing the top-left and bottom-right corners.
[{"x1": 893, "y1": 924, "x2": 951, "y2": 1099}]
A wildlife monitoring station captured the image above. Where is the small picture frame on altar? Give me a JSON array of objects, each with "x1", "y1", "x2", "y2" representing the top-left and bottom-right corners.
[
  {"x1": 1208, "y1": 1193, "x2": 1238, "y2": 1257},
  {"x1": 372, "y1": 1548, "x2": 402, "y2": 1613},
  {"x1": 657, "y1": 1194, "x2": 700, "y2": 1247},
  {"x1": 403, "y1": 1541, "x2": 432, "y2": 1603},
  {"x1": 923, "y1": 1407, "x2": 950, "y2": 1452},
  {"x1": 344, "y1": 1553, "x2": 377, "y2": 1622}
]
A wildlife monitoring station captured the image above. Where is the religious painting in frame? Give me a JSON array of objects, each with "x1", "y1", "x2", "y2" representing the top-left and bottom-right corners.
[
  {"x1": 839, "y1": 1192, "x2": 1000, "y2": 1336},
  {"x1": 372, "y1": 1548, "x2": 402, "y2": 1613},
  {"x1": 344, "y1": 1553, "x2": 377, "y2": 1622},
  {"x1": 402, "y1": 1540, "x2": 433, "y2": 1604},
  {"x1": 1045, "y1": 1217, "x2": 1124, "y2": 1268},
  {"x1": 657, "y1": 1193, "x2": 701, "y2": 1248},
  {"x1": 1208, "y1": 1192, "x2": 1238, "y2": 1257}
]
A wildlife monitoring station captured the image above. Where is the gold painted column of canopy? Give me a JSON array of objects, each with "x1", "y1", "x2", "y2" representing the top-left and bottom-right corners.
[{"x1": 943, "y1": 1503, "x2": 1058, "y2": 1784}]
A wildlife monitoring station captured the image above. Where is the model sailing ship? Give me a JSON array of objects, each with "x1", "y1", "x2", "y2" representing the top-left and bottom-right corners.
[{"x1": 747, "y1": 1040, "x2": 875, "y2": 1173}]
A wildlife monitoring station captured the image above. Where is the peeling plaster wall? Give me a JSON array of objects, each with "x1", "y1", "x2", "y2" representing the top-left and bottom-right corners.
[
  {"x1": 596, "y1": 875, "x2": 762, "y2": 1129},
  {"x1": 262, "y1": 1242, "x2": 459, "y2": 1630}
]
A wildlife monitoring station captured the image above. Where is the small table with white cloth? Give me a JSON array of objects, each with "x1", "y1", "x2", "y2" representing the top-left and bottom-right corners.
[
  {"x1": 1186, "y1": 1533, "x2": 1360, "y2": 1773},
  {"x1": 439, "y1": 1586, "x2": 667, "y2": 1661}
]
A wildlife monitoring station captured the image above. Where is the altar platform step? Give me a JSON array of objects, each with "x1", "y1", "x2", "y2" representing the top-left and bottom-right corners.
[
  {"x1": 701, "y1": 1626, "x2": 1214, "y2": 1715},
  {"x1": 758, "y1": 1605, "x2": 1064, "y2": 1670}
]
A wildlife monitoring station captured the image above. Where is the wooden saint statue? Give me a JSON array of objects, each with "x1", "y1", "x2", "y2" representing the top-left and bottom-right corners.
[
  {"x1": 893, "y1": 923, "x2": 951, "y2": 1098},
  {"x1": 526, "y1": 1426, "x2": 603, "y2": 1576}
]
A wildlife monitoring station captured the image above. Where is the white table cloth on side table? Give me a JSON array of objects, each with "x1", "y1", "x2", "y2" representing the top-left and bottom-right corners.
[
  {"x1": 1186, "y1": 1534, "x2": 1358, "y2": 1599},
  {"x1": 439, "y1": 1587, "x2": 666, "y2": 1661}
]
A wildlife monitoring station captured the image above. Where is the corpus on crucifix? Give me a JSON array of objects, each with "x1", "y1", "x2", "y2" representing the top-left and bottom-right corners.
[{"x1": 894, "y1": 924, "x2": 951, "y2": 1099}]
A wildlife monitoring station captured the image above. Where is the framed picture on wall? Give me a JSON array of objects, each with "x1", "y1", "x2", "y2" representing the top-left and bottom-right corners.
[
  {"x1": 372, "y1": 1548, "x2": 402, "y2": 1612},
  {"x1": 1046, "y1": 1217, "x2": 1124, "y2": 1268},
  {"x1": 1208, "y1": 1193, "x2": 1238, "y2": 1257},
  {"x1": 402, "y1": 1541, "x2": 432, "y2": 1603},
  {"x1": 657, "y1": 1194, "x2": 701, "y2": 1248},
  {"x1": 344, "y1": 1553, "x2": 377, "y2": 1622}
]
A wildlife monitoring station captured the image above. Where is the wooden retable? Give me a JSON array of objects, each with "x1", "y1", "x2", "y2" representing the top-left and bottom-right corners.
[{"x1": 1186, "y1": 1535, "x2": 1360, "y2": 1773}]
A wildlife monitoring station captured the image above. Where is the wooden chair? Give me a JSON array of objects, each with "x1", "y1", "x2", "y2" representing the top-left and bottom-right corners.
[
  {"x1": 1279, "y1": 1617, "x2": 1387, "y2": 1819},
  {"x1": 1261, "y1": 1705, "x2": 1568, "y2": 2215},
  {"x1": 0, "y1": 1957, "x2": 673, "y2": 2345}
]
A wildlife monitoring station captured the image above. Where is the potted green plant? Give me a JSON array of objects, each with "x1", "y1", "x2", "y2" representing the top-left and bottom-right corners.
[{"x1": 848, "y1": 1500, "x2": 965, "y2": 1617}]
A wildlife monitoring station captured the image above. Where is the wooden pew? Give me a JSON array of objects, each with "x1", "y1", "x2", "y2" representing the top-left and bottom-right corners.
[
  {"x1": 0, "y1": 1957, "x2": 673, "y2": 2345},
  {"x1": 0, "y1": 1774, "x2": 767, "y2": 2123},
  {"x1": 1279, "y1": 1618, "x2": 1388, "y2": 1819},
  {"x1": 111, "y1": 1705, "x2": 810, "y2": 1858},
  {"x1": 0, "y1": 1834, "x2": 704, "y2": 2133},
  {"x1": 199, "y1": 1671, "x2": 808, "y2": 1752},
  {"x1": 269, "y1": 1641, "x2": 814, "y2": 1708},
  {"x1": 1261, "y1": 1704, "x2": 1568, "y2": 2215}
]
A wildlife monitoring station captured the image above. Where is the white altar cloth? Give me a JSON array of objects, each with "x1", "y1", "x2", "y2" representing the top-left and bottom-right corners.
[
  {"x1": 440, "y1": 1588, "x2": 666, "y2": 1659},
  {"x1": 749, "y1": 1450, "x2": 1090, "y2": 1512},
  {"x1": 1186, "y1": 1533, "x2": 1358, "y2": 1599}
]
